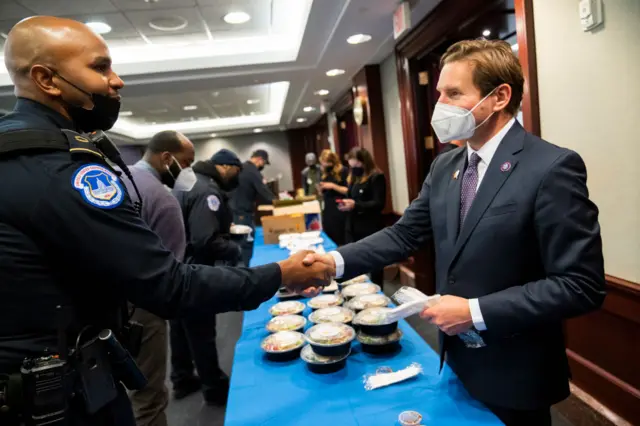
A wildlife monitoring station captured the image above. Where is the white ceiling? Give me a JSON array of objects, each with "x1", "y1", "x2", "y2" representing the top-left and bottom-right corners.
[{"x1": 0, "y1": 0, "x2": 442, "y2": 143}]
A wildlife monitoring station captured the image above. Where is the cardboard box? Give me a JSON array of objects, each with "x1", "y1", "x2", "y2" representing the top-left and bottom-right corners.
[
  {"x1": 261, "y1": 214, "x2": 306, "y2": 244},
  {"x1": 273, "y1": 200, "x2": 322, "y2": 232}
]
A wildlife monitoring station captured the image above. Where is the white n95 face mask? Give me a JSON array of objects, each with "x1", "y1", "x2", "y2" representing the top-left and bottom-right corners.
[
  {"x1": 173, "y1": 167, "x2": 197, "y2": 192},
  {"x1": 430, "y1": 88, "x2": 497, "y2": 143}
]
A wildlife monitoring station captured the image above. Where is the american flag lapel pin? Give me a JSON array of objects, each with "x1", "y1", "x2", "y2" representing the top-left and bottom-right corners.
[{"x1": 453, "y1": 170, "x2": 460, "y2": 180}]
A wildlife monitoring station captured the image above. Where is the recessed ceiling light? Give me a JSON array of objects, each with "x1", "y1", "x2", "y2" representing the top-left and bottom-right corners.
[
  {"x1": 86, "y1": 21, "x2": 112, "y2": 35},
  {"x1": 253, "y1": 128, "x2": 263, "y2": 133},
  {"x1": 148, "y1": 16, "x2": 188, "y2": 32},
  {"x1": 183, "y1": 105, "x2": 198, "y2": 111},
  {"x1": 250, "y1": 112, "x2": 256, "y2": 116},
  {"x1": 149, "y1": 108, "x2": 168, "y2": 114},
  {"x1": 246, "y1": 99, "x2": 260, "y2": 105},
  {"x1": 212, "y1": 91, "x2": 220, "y2": 97},
  {"x1": 482, "y1": 29, "x2": 491, "y2": 37},
  {"x1": 303, "y1": 106, "x2": 315, "y2": 113},
  {"x1": 326, "y1": 69, "x2": 345, "y2": 77},
  {"x1": 223, "y1": 11, "x2": 251, "y2": 25},
  {"x1": 296, "y1": 118, "x2": 307, "y2": 123},
  {"x1": 314, "y1": 89, "x2": 329, "y2": 96},
  {"x1": 209, "y1": 133, "x2": 218, "y2": 137},
  {"x1": 119, "y1": 111, "x2": 133, "y2": 117},
  {"x1": 347, "y1": 34, "x2": 371, "y2": 45}
]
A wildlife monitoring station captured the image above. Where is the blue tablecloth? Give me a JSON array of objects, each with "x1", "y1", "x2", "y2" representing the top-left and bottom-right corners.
[{"x1": 225, "y1": 228, "x2": 501, "y2": 426}]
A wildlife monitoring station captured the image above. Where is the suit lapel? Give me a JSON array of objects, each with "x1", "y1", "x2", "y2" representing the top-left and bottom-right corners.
[
  {"x1": 450, "y1": 123, "x2": 526, "y2": 263},
  {"x1": 445, "y1": 151, "x2": 467, "y2": 245}
]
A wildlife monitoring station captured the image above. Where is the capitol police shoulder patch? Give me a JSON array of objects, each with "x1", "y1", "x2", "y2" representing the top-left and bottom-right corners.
[
  {"x1": 207, "y1": 195, "x2": 220, "y2": 212},
  {"x1": 71, "y1": 164, "x2": 125, "y2": 209}
]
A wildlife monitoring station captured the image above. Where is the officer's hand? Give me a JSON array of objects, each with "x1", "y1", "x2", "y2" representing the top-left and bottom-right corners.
[{"x1": 277, "y1": 250, "x2": 335, "y2": 293}]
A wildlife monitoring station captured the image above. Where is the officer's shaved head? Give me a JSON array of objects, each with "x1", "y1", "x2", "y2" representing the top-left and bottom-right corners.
[
  {"x1": 4, "y1": 16, "x2": 124, "y2": 118},
  {"x1": 145, "y1": 131, "x2": 195, "y2": 170}
]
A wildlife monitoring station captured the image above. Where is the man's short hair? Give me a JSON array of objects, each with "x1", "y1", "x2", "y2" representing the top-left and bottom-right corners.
[
  {"x1": 441, "y1": 39, "x2": 524, "y2": 115},
  {"x1": 146, "y1": 130, "x2": 183, "y2": 154}
]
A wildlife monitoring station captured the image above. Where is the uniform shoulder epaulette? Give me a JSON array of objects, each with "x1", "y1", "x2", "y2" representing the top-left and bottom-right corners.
[{"x1": 60, "y1": 129, "x2": 104, "y2": 160}]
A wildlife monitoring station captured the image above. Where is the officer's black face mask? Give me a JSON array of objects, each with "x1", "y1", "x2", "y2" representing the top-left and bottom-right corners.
[
  {"x1": 257, "y1": 165, "x2": 265, "y2": 172},
  {"x1": 160, "y1": 157, "x2": 183, "y2": 189},
  {"x1": 55, "y1": 73, "x2": 121, "y2": 132},
  {"x1": 223, "y1": 173, "x2": 240, "y2": 191}
]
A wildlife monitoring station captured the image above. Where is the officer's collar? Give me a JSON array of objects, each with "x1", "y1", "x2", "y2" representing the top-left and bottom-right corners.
[{"x1": 14, "y1": 97, "x2": 76, "y2": 130}]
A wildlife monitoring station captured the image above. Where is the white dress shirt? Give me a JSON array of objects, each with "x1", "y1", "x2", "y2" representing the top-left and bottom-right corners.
[{"x1": 330, "y1": 117, "x2": 517, "y2": 331}]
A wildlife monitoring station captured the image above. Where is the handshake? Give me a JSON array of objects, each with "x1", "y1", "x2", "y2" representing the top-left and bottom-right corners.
[{"x1": 276, "y1": 251, "x2": 337, "y2": 296}]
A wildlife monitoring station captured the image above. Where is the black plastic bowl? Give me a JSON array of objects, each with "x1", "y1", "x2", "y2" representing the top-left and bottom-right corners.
[
  {"x1": 264, "y1": 346, "x2": 303, "y2": 362},
  {"x1": 360, "y1": 341, "x2": 401, "y2": 354},
  {"x1": 301, "y1": 345, "x2": 349, "y2": 374},
  {"x1": 309, "y1": 340, "x2": 350, "y2": 357},
  {"x1": 306, "y1": 356, "x2": 347, "y2": 373},
  {"x1": 358, "y1": 322, "x2": 398, "y2": 336}
]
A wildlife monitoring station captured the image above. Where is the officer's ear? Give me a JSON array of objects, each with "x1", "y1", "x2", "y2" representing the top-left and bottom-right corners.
[
  {"x1": 160, "y1": 152, "x2": 173, "y2": 167},
  {"x1": 30, "y1": 65, "x2": 61, "y2": 97}
]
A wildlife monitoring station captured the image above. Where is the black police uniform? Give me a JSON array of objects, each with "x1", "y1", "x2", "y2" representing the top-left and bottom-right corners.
[
  {"x1": 0, "y1": 98, "x2": 282, "y2": 425},
  {"x1": 345, "y1": 172, "x2": 387, "y2": 285},
  {"x1": 170, "y1": 160, "x2": 239, "y2": 403}
]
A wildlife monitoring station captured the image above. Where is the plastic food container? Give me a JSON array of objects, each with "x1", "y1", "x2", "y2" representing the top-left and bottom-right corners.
[
  {"x1": 266, "y1": 315, "x2": 307, "y2": 333},
  {"x1": 346, "y1": 294, "x2": 391, "y2": 312},
  {"x1": 269, "y1": 300, "x2": 305, "y2": 316},
  {"x1": 398, "y1": 411, "x2": 423, "y2": 426},
  {"x1": 305, "y1": 323, "x2": 355, "y2": 357},
  {"x1": 354, "y1": 307, "x2": 398, "y2": 336},
  {"x1": 261, "y1": 331, "x2": 305, "y2": 361},
  {"x1": 300, "y1": 345, "x2": 350, "y2": 374},
  {"x1": 357, "y1": 329, "x2": 403, "y2": 354},
  {"x1": 341, "y1": 283, "x2": 381, "y2": 300},
  {"x1": 307, "y1": 294, "x2": 344, "y2": 310},
  {"x1": 339, "y1": 274, "x2": 369, "y2": 287},
  {"x1": 322, "y1": 281, "x2": 339, "y2": 294},
  {"x1": 308, "y1": 307, "x2": 354, "y2": 325}
]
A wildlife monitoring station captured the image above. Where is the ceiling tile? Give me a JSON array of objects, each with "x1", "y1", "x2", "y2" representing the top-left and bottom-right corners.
[
  {"x1": 0, "y1": 1, "x2": 35, "y2": 20},
  {"x1": 17, "y1": 0, "x2": 118, "y2": 15},
  {"x1": 111, "y1": 0, "x2": 197, "y2": 12}
]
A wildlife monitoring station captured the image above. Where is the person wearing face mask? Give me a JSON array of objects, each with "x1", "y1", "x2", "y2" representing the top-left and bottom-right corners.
[
  {"x1": 339, "y1": 147, "x2": 386, "y2": 286},
  {"x1": 317, "y1": 149, "x2": 348, "y2": 246},
  {"x1": 119, "y1": 130, "x2": 195, "y2": 426},
  {"x1": 302, "y1": 39, "x2": 605, "y2": 426},
  {"x1": 170, "y1": 149, "x2": 243, "y2": 406},
  {"x1": 231, "y1": 149, "x2": 275, "y2": 265},
  {"x1": 301, "y1": 152, "x2": 321, "y2": 196},
  {"x1": 0, "y1": 17, "x2": 332, "y2": 426}
]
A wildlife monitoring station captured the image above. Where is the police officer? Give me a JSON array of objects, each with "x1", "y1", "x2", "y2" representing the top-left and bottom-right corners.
[
  {"x1": 170, "y1": 149, "x2": 243, "y2": 405},
  {"x1": 231, "y1": 149, "x2": 275, "y2": 265},
  {"x1": 0, "y1": 16, "x2": 330, "y2": 426}
]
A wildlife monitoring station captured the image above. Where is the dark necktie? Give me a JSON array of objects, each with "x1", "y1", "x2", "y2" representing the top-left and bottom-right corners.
[{"x1": 460, "y1": 153, "x2": 481, "y2": 226}]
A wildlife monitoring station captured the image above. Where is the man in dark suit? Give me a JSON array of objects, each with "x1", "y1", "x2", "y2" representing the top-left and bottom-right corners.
[{"x1": 303, "y1": 39, "x2": 605, "y2": 426}]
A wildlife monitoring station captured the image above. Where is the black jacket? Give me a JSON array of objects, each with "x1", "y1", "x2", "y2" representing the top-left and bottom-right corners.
[
  {"x1": 345, "y1": 172, "x2": 386, "y2": 242},
  {"x1": 230, "y1": 161, "x2": 274, "y2": 214},
  {"x1": 0, "y1": 98, "x2": 281, "y2": 372},
  {"x1": 175, "y1": 161, "x2": 240, "y2": 265}
]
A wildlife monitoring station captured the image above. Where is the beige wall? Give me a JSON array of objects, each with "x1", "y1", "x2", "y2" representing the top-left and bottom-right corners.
[
  {"x1": 533, "y1": 0, "x2": 640, "y2": 282},
  {"x1": 380, "y1": 53, "x2": 411, "y2": 212}
]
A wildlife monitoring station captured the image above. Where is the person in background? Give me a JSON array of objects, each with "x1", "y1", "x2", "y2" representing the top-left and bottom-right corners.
[
  {"x1": 123, "y1": 130, "x2": 195, "y2": 426},
  {"x1": 439, "y1": 139, "x2": 464, "y2": 155},
  {"x1": 301, "y1": 152, "x2": 321, "y2": 196},
  {"x1": 318, "y1": 149, "x2": 348, "y2": 246},
  {"x1": 231, "y1": 149, "x2": 274, "y2": 265},
  {"x1": 170, "y1": 149, "x2": 243, "y2": 406},
  {"x1": 338, "y1": 147, "x2": 387, "y2": 285}
]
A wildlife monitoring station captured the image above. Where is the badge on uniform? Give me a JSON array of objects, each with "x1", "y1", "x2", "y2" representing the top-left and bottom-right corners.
[
  {"x1": 207, "y1": 195, "x2": 220, "y2": 211},
  {"x1": 72, "y1": 164, "x2": 124, "y2": 209}
]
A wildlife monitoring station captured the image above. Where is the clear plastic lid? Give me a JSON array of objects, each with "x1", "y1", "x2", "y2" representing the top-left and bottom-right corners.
[
  {"x1": 266, "y1": 315, "x2": 307, "y2": 332},
  {"x1": 300, "y1": 344, "x2": 350, "y2": 365},
  {"x1": 307, "y1": 294, "x2": 344, "y2": 310},
  {"x1": 269, "y1": 300, "x2": 305, "y2": 316},
  {"x1": 340, "y1": 274, "x2": 369, "y2": 286},
  {"x1": 354, "y1": 307, "x2": 394, "y2": 325},
  {"x1": 357, "y1": 329, "x2": 403, "y2": 346},
  {"x1": 342, "y1": 283, "x2": 381, "y2": 299},
  {"x1": 347, "y1": 293, "x2": 391, "y2": 311},
  {"x1": 309, "y1": 307, "x2": 354, "y2": 324},
  {"x1": 305, "y1": 323, "x2": 355, "y2": 347},
  {"x1": 261, "y1": 331, "x2": 305, "y2": 353}
]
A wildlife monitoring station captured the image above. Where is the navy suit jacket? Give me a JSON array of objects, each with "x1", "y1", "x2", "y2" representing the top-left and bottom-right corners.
[{"x1": 337, "y1": 121, "x2": 606, "y2": 410}]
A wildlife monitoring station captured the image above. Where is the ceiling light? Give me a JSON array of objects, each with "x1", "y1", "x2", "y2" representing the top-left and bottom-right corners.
[
  {"x1": 296, "y1": 118, "x2": 307, "y2": 123},
  {"x1": 149, "y1": 108, "x2": 168, "y2": 114},
  {"x1": 253, "y1": 128, "x2": 263, "y2": 133},
  {"x1": 86, "y1": 21, "x2": 112, "y2": 35},
  {"x1": 148, "y1": 16, "x2": 188, "y2": 32},
  {"x1": 246, "y1": 99, "x2": 260, "y2": 105},
  {"x1": 250, "y1": 112, "x2": 256, "y2": 116},
  {"x1": 223, "y1": 12, "x2": 251, "y2": 25},
  {"x1": 347, "y1": 34, "x2": 371, "y2": 45},
  {"x1": 209, "y1": 133, "x2": 218, "y2": 137},
  {"x1": 482, "y1": 29, "x2": 491, "y2": 37},
  {"x1": 183, "y1": 105, "x2": 198, "y2": 111},
  {"x1": 314, "y1": 89, "x2": 329, "y2": 96},
  {"x1": 119, "y1": 111, "x2": 133, "y2": 117},
  {"x1": 303, "y1": 106, "x2": 315, "y2": 113},
  {"x1": 326, "y1": 68, "x2": 345, "y2": 77},
  {"x1": 212, "y1": 91, "x2": 220, "y2": 97}
]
